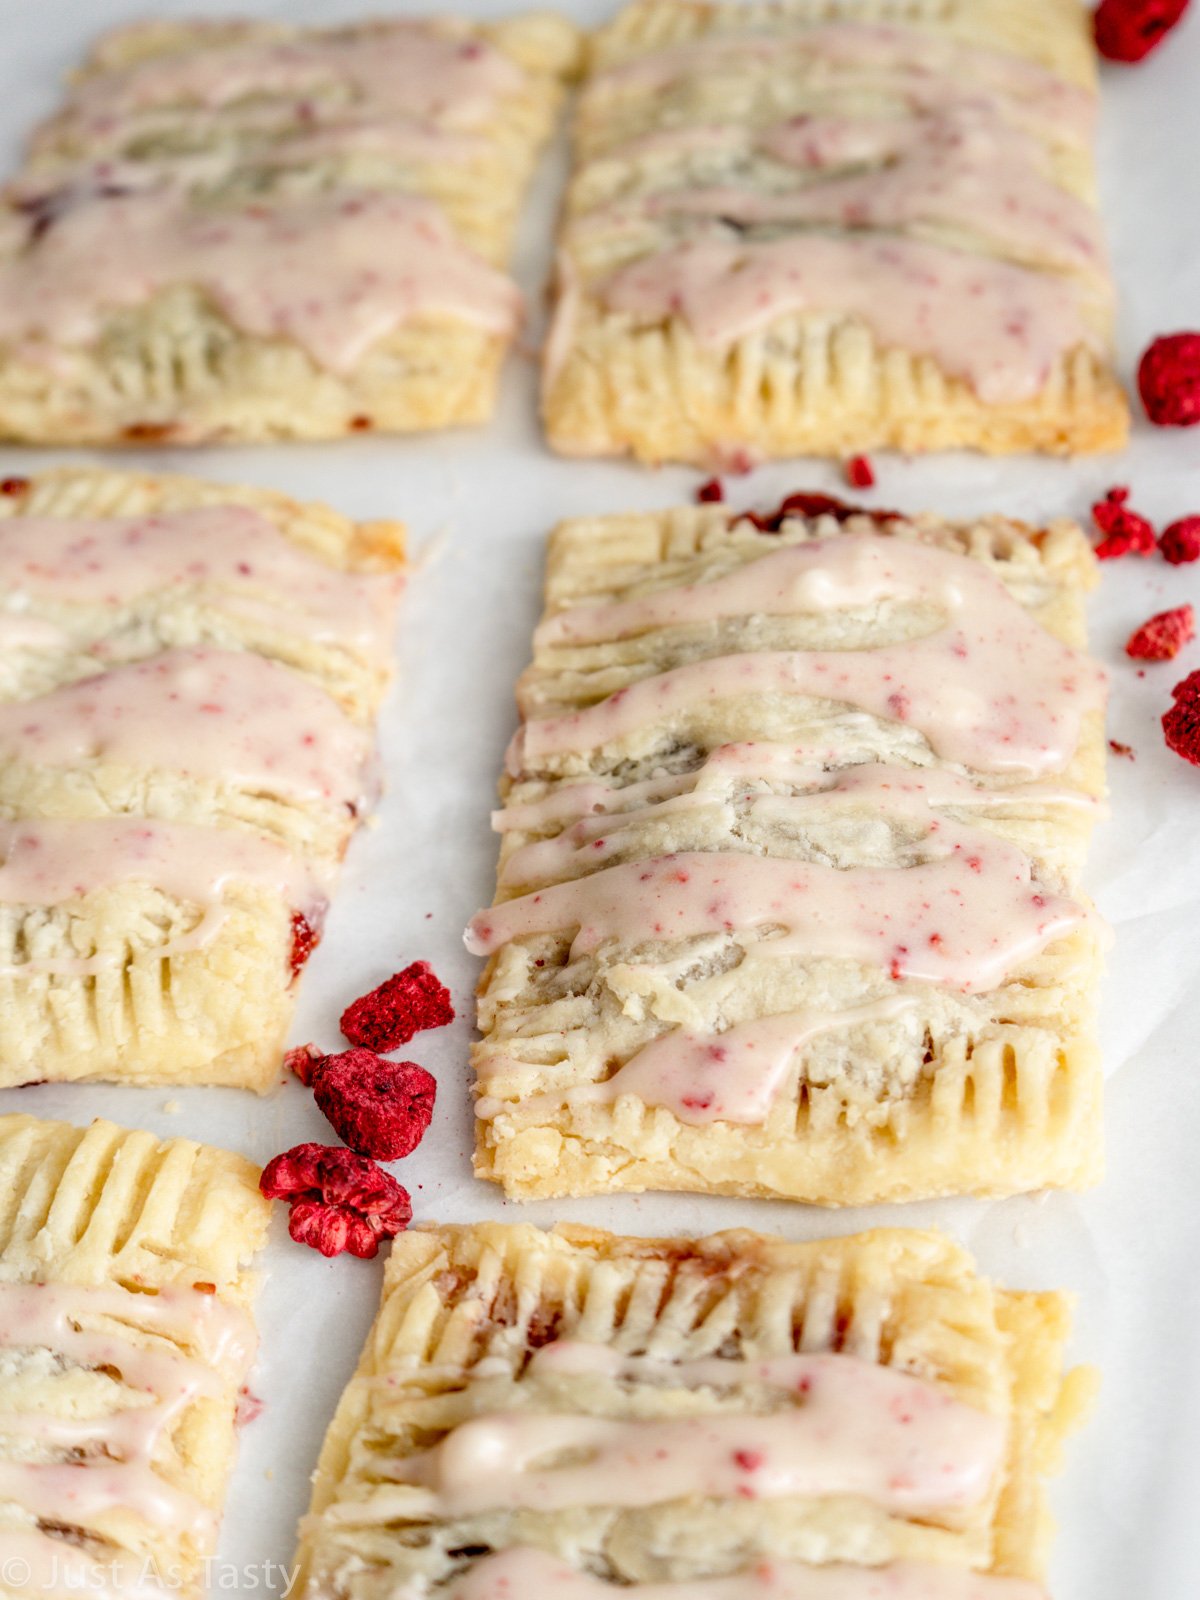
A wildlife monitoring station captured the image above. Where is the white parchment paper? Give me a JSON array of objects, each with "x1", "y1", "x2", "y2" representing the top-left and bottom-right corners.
[{"x1": 0, "y1": 1, "x2": 1197, "y2": 1592}]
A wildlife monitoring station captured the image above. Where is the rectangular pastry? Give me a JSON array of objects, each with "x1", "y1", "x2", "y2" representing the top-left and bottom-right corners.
[
  {"x1": 295, "y1": 1220, "x2": 1091, "y2": 1598},
  {"x1": 543, "y1": 0, "x2": 1127, "y2": 463},
  {"x1": 0, "y1": 1110, "x2": 271, "y2": 1598},
  {"x1": 469, "y1": 498, "x2": 1107, "y2": 1204},
  {"x1": 0, "y1": 466, "x2": 405, "y2": 1091},
  {"x1": 0, "y1": 12, "x2": 578, "y2": 443}
]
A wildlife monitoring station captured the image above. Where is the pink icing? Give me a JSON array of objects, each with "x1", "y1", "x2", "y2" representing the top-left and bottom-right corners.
[
  {"x1": 0, "y1": 817, "x2": 326, "y2": 912},
  {"x1": 0, "y1": 189, "x2": 519, "y2": 371},
  {"x1": 579, "y1": 106, "x2": 1103, "y2": 276},
  {"x1": 585, "y1": 22, "x2": 1094, "y2": 144},
  {"x1": 391, "y1": 1346, "x2": 1004, "y2": 1518},
  {"x1": 0, "y1": 504, "x2": 403, "y2": 656},
  {"x1": 0, "y1": 646, "x2": 368, "y2": 807},
  {"x1": 519, "y1": 536, "x2": 1105, "y2": 778},
  {"x1": 439, "y1": 1549, "x2": 1043, "y2": 1600},
  {"x1": 597, "y1": 231, "x2": 1101, "y2": 403},
  {"x1": 466, "y1": 842, "x2": 1085, "y2": 994},
  {"x1": 63, "y1": 22, "x2": 524, "y2": 136},
  {"x1": 0, "y1": 1281, "x2": 253, "y2": 1545}
]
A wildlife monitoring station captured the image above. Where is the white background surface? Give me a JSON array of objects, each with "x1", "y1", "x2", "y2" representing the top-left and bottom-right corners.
[{"x1": 0, "y1": 0, "x2": 1196, "y2": 1592}]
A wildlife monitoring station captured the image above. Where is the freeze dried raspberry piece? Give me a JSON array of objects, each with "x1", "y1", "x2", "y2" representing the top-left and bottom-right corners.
[
  {"x1": 284, "y1": 1042, "x2": 324, "y2": 1087},
  {"x1": 260, "y1": 1142, "x2": 411, "y2": 1259},
  {"x1": 1126, "y1": 603, "x2": 1195, "y2": 661},
  {"x1": 1138, "y1": 333, "x2": 1200, "y2": 426},
  {"x1": 1163, "y1": 670, "x2": 1200, "y2": 764},
  {"x1": 312, "y1": 1048, "x2": 437, "y2": 1160},
  {"x1": 1091, "y1": 487, "x2": 1156, "y2": 559},
  {"x1": 844, "y1": 455, "x2": 875, "y2": 489},
  {"x1": 340, "y1": 961, "x2": 454, "y2": 1052},
  {"x1": 1095, "y1": 0, "x2": 1189, "y2": 62},
  {"x1": 1160, "y1": 516, "x2": 1200, "y2": 564},
  {"x1": 696, "y1": 477, "x2": 724, "y2": 503}
]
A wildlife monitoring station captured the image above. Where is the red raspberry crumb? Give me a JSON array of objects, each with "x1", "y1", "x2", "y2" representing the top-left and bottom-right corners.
[
  {"x1": 0, "y1": 477, "x2": 28, "y2": 496},
  {"x1": 1091, "y1": 487, "x2": 1157, "y2": 559},
  {"x1": 312, "y1": 1048, "x2": 437, "y2": 1160},
  {"x1": 844, "y1": 454, "x2": 875, "y2": 489},
  {"x1": 1160, "y1": 516, "x2": 1200, "y2": 564},
  {"x1": 1126, "y1": 603, "x2": 1195, "y2": 661},
  {"x1": 340, "y1": 961, "x2": 454, "y2": 1052},
  {"x1": 1137, "y1": 333, "x2": 1200, "y2": 426},
  {"x1": 1163, "y1": 670, "x2": 1200, "y2": 764},
  {"x1": 289, "y1": 912, "x2": 320, "y2": 977},
  {"x1": 259, "y1": 1142, "x2": 411, "y2": 1259},
  {"x1": 696, "y1": 477, "x2": 724, "y2": 503},
  {"x1": 1095, "y1": 0, "x2": 1189, "y2": 62},
  {"x1": 1108, "y1": 739, "x2": 1136, "y2": 759},
  {"x1": 284, "y1": 1042, "x2": 324, "y2": 1087}
]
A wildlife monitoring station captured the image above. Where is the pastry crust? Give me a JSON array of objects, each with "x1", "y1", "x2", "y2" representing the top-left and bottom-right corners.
[
  {"x1": 0, "y1": 1111, "x2": 271, "y2": 1599},
  {"x1": 0, "y1": 467, "x2": 405, "y2": 1091},
  {"x1": 0, "y1": 14, "x2": 579, "y2": 444},
  {"x1": 473, "y1": 502, "x2": 1106, "y2": 1204},
  {"x1": 295, "y1": 1221, "x2": 1092, "y2": 1596},
  {"x1": 544, "y1": 0, "x2": 1127, "y2": 462}
]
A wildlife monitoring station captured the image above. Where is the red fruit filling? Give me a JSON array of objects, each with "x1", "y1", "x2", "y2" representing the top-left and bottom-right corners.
[
  {"x1": 741, "y1": 491, "x2": 895, "y2": 533},
  {"x1": 1137, "y1": 332, "x2": 1200, "y2": 426},
  {"x1": 340, "y1": 960, "x2": 454, "y2": 1052},
  {"x1": 259, "y1": 1142, "x2": 411, "y2": 1259},
  {"x1": 1163, "y1": 670, "x2": 1200, "y2": 764},
  {"x1": 312, "y1": 1048, "x2": 437, "y2": 1160},
  {"x1": 1091, "y1": 487, "x2": 1156, "y2": 559},
  {"x1": 696, "y1": 477, "x2": 725, "y2": 503},
  {"x1": 289, "y1": 912, "x2": 320, "y2": 977},
  {"x1": 1160, "y1": 516, "x2": 1200, "y2": 564},
  {"x1": 1126, "y1": 603, "x2": 1195, "y2": 661},
  {"x1": 1095, "y1": 0, "x2": 1189, "y2": 62},
  {"x1": 844, "y1": 454, "x2": 875, "y2": 489}
]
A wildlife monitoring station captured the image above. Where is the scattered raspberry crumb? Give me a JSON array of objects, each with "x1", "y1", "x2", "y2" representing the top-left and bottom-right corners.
[
  {"x1": 1095, "y1": 0, "x2": 1190, "y2": 62},
  {"x1": 1126, "y1": 602, "x2": 1195, "y2": 661},
  {"x1": 696, "y1": 477, "x2": 724, "y2": 503},
  {"x1": 289, "y1": 912, "x2": 320, "y2": 977},
  {"x1": 1137, "y1": 333, "x2": 1200, "y2": 425},
  {"x1": 1160, "y1": 516, "x2": 1200, "y2": 564},
  {"x1": 0, "y1": 477, "x2": 28, "y2": 496},
  {"x1": 312, "y1": 1048, "x2": 437, "y2": 1160},
  {"x1": 340, "y1": 961, "x2": 454, "y2": 1052},
  {"x1": 1091, "y1": 486, "x2": 1156, "y2": 559},
  {"x1": 1108, "y1": 739, "x2": 1136, "y2": 759},
  {"x1": 260, "y1": 1143, "x2": 411, "y2": 1259},
  {"x1": 844, "y1": 454, "x2": 875, "y2": 489},
  {"x1": 236, "y1": 1388, "x2": 265, "y2": 1425},
  {"x1": 284, "y1": 1042, "x2": 324, "y2": 1087}
]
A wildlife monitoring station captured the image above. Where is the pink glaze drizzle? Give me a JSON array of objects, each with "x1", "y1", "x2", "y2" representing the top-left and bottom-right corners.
[
  {"x1": 519, "y1": 537, "x2": 1105, "y2": 778},
  {"x1": 0, "y1": 505, "x2": 403, "y2": 657},
  {"x1": 437, "y1": 1548, "x2": 1043, "y2": 1600},
  {"x1": 466, "y1": 843, "x2": 1085, "y2": 994},
  {"x1": 597, "y1": 232, "x2": 1101, "y2": 403},
  {"x1": 585, "y1": 22, "x2": 1093, "y2": 144},
  {"x1": 576, "y1": 105, "x2": 1103, "y2": 276},
  {"x1": 0, "y1": 1281, "x2": 253, "y2": 1543},
  {"x1": 61, "y1": 22, "x2": 524, "y2": 136},
  {"x1": 0, "y1": 646, "x2": 368, "y2": 807},
  {"x1": 389, "y1": 1346, "x2": 1004, "y2": 1518},
  {"x1": 0, "y1": 189, "x2": 519, "y2": 371},
  {"x1": 0, "y1": 818, "x2": 326, "y2": 912}
]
